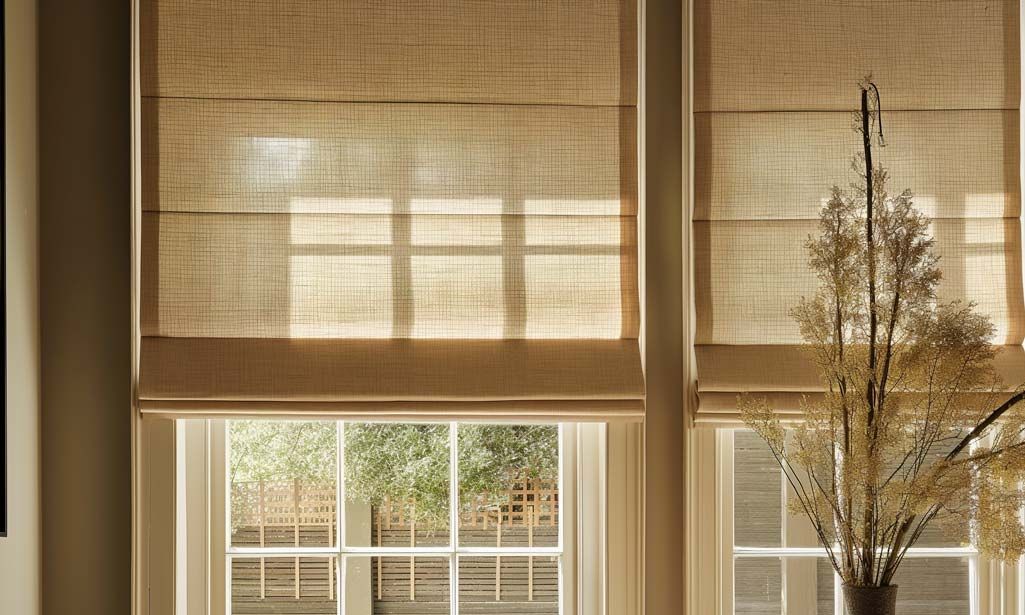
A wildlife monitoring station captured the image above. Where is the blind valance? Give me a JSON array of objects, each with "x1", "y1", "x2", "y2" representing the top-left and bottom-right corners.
[
  {"x1": 693, "y1": 0, "x2": 1023, "y2": 425},
  {"x1": 138, "y1": 0, "x2": 642, "y2": 420}
]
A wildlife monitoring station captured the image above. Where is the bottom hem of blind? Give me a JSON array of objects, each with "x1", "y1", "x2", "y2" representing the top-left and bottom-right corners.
[{"x1": 138, "y1": 398, "x2": 645, "y2": 423}]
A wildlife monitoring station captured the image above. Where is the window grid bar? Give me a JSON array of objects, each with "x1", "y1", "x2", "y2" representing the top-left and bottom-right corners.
[
  {"x1": 832, "y1": 571, "x2": 843, "y2": 615},
  {"x1": 337, "y1": 421, "x2": 346, "y2": 551},
  {"x1": 336, "y1": 421, "x2": 345, "y2": 615},
  {"x1": 450, "y1": 421, "x2": 460, "y2": 615},
  {"x1": 778, "y1": 459, "x2": 789, "y2": 615},
  {"x1": 733, "y1": 546, "x2": 978, "y2": 558},
  {"x1": 228, "y1": 547, "x2": 346, "y2": 557},
  {"x1": 969, "y1": 555, "x2": 981, "y2": 615},
  {"x1": 227, "y1": 547, "x2": 564, "y2": 557},
  {"x1": 557, "y1": 422, "x2": 566, "y2": 615}
]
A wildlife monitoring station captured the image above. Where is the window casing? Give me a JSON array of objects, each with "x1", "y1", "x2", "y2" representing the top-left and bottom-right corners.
[{"x1": 148, "y1": 418, "x2": 642, "y2": 615}]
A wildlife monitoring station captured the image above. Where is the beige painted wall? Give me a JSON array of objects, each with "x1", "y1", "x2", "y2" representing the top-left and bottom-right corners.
[
  {"x1": 39, "y1": 0, "x2": 131, "y2": 613},
  {"x1": 643, "y1": 0, "x2": 685, "y2": 613},
  {"x1": 0, "y1": 0, "x2": 41, "y2": 613},
  {"x1": 32, "y1": 2, "x2": 684, "y2": 615}
]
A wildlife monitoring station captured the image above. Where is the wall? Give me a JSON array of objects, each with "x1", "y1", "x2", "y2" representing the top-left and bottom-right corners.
[
  {"x1": 0, "y1": 0, "x2": 41, "y2": 613},
  {"x1": 644, "y1": 0, "x2": 685, "y2": 613},
  {"x1": 35, "y1": 1, "x2": 684, "y2": 614},
  {"x1": 39, "y1": 0, "x2": 131, "y2": 613}
]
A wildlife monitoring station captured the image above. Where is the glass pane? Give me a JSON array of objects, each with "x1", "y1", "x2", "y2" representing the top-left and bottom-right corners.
[
  {"x1": 815, "y1": 559, "x2": 836, "y2": 615},
  {"x1": 736, "y1": 557, "x2": 837, "y2": 615},
  {"x1": 734, "y1": 430, "x2": 782, "y2": 547},
  {"x1": 890, "y1": 437, "x2": 969, "y2": 548},
  {"x1": 345, "y1": 556, "x2": 449, "y2": 615},
  {"x1": 229, "y1": 420, "x2": 338, "y2": 548},
  {"x1": 231, "y1": 557, "x2": 337, "y2": 614},
  {"x1": 343, "y1": 423, "x2": 450, "y2": 547},
  {"x1": 458, "y1": 424, "x2": 559, "y2": 547},
  {"x1": 458, "y1": 556, "x2": 559, "y2": 613},
  {"x1": 889, "y1": 557, "x2": 970, "y2": 615},
  {"x1": 735, "y1": 557, "x2": 782, "y2": 615},
  {"x1": 915, "y1": 517, "x2": 970, "y2": 548}
]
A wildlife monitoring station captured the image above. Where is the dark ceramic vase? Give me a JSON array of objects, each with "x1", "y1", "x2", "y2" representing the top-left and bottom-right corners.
[{"x1": 841, "y1": 584, "x2": 897, "y2": 615}]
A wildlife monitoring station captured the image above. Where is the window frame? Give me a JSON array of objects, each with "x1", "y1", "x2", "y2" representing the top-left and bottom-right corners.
[
  {"x1": 688, "y1": 427, "x2": 1023, "y2": 615},
  {"x1": 149, "y1": 418, "x2": 640, "y2": 615}
]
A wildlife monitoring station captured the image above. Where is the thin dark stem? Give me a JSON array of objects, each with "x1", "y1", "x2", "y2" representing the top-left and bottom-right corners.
[
  {"x1": 860, "y1": 86, "x2": 880, "y2": 585},
  {"x1": 947, "y1": 389, "x2": 1025, "y2": 461},
  {"x1": 863, "y1": 88, "x2": 878, "y2": 426}
]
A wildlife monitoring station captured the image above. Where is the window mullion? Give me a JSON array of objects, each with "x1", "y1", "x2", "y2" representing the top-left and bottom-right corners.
[
  {"x1": 336, "y1": 421, "x2": 345, "y2": 615},
  {"x1": 449, "y1": 421, "x2": 460, "y2": 615},
  {"x1": 720, "y1": 429, "x2": 736, "y2": 615}
]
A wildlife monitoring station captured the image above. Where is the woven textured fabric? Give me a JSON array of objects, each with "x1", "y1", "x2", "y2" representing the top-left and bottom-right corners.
[
  {"x1": 696, "y1": 344, "x2": 1025, "y2": 426},
  {"x1": 141, "y1": 99, "x2": 637, "y2": 216},
  {"x1": 138, "y1": 0, "x2": 641, "y2": 414},
  {"x1": 693, "y1": 0, "x2": 1022, "y2": 422},
  {"x1": 139, "y1": 338, "x2": 644, "y2": 402},
  {"x1": 140, "y1": 0, "x2": 636, "y2": 106},
  {"x1": 142, "y1": 212, "x2": 638, "y2": 339},
  {"x1": 696, "y1": 345, "x2": 1025, "y2": 426},
  {"x1": 695, "y1": 110, "x2": 1020, "y2": 222},
  {"x1": 694, "y1": 0, "x2": 1019, "y2": 112},
  {"x1": 695, "y1": 218, "x2": 1024, "y2": 346},
  {"x1": 696, "y1": 345, "x2": 1025, "y2": 393}
]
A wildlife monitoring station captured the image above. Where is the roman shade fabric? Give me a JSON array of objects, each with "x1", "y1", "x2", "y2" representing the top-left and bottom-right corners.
[
  {"x1": 137, "y1": 1, "x2": 642, "y2": 420},
  {"x1": 693, "y1": 1, "x2": 1025, "y2": 424}
]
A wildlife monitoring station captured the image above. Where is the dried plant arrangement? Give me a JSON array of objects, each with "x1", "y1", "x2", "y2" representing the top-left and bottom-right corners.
[{"x1": 741, "y1": 82, "x2": 1025, "y2": 615}]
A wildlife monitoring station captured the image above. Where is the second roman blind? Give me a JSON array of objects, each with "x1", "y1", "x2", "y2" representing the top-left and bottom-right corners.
[
  {"x1": 693, "y1": 0, "x2": 1025, "y2": 424},
  {"x1": 138, "y1": 1, "x2": 642, "y2": 419}
]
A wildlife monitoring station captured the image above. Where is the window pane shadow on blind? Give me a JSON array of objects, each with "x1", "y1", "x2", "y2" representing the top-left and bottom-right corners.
[{"x1": 141, "y1": 99, "x2": 639, "y2": 341}]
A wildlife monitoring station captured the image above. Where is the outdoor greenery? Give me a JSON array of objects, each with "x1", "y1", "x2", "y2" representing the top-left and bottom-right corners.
[
  {"x1": 229, "y1": 421, "x2": 558, "y2": 529},
  {"x1": 229, "y1": 420, "x2": 337, "y2": 484},
  {"x1": 740, "y1": 83, "x2": 1025, "y2": 594}
]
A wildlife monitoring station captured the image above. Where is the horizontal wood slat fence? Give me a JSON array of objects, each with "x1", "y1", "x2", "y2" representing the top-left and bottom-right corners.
[{"x1": 231, "y1": 476, "x2": 558, "y2": 614}]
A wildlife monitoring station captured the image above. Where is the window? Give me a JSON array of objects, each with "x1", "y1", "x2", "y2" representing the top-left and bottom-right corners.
[
  {"x1": 690, "y1": 429, "x2": 1020, "y2": 615},
  {"x1": 152, "y1": 418, "x2": 641, "y2": 615},
  {"x1": 226, "y1": 420, "x2": 566, "y2": 615}
]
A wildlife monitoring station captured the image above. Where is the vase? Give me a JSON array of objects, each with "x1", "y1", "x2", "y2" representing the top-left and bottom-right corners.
[{"x1": 841, "y1": 584, "x2": 898, "y2": 615}]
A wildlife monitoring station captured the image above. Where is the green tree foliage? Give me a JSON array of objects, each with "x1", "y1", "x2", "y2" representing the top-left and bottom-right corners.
[
  {"x1": 342, "y1": 423, "x2": 450, "y2": 526},
  {"x1": 229, "y1": 420, "x2": 337, "y2": 484},
  {"x1": 229, "y1": 421, "x2": 559, "y2": 529}
]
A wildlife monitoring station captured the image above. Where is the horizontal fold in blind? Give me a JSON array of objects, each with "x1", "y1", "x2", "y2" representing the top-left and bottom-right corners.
[
  {"x1": 139, "y1": 0, "x2": 641, "y2": 420},
  {"x1": 139, "y1": 339, "x2": 644, "y2": 421},
  {"x1": 693, "y1": 0, "x2": 1022, "y2": 425},
  {"x1": 695, "y1": 345, "x2": 1025, "y2": 425}
]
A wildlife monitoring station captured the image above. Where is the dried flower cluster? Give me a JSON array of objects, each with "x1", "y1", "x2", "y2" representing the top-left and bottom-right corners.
[{"x1": 741, "y1": 86, "x2": 1025, "y2": 588}]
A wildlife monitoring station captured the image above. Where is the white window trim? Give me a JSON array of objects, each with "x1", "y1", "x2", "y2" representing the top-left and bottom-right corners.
[
  {"x1": 143, "y1": 418, "x2": 643, "y2": 615},
  {"x1": 688, "y1": 427, "x2": 1023, "y2": 615}
]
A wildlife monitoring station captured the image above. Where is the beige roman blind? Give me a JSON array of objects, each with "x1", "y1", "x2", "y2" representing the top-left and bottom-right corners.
[
  {"x1": 137, "y1": 1, "x2": 642, "y2": 420},
  {"x1": 693, "y1": 0, "x2": 1025, "y2": 424}
]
